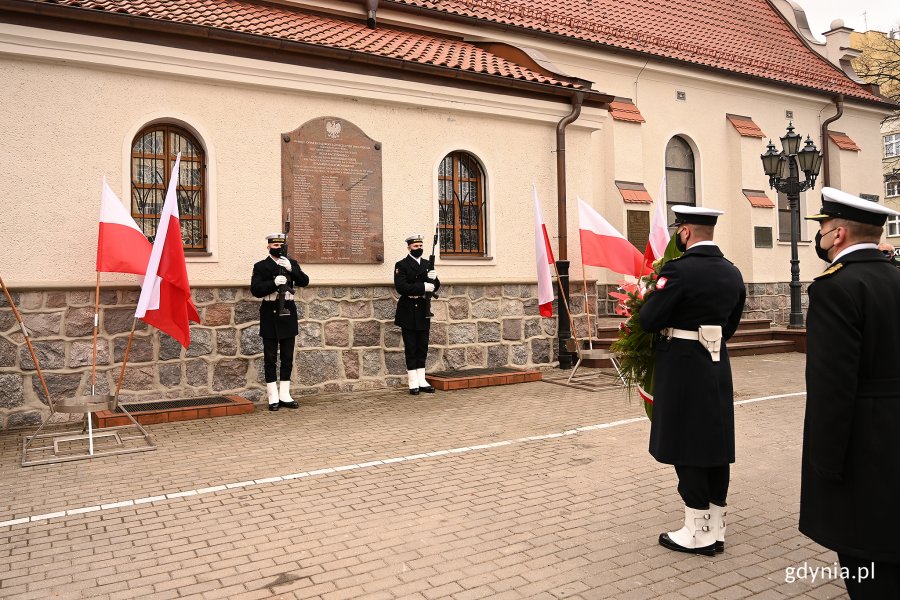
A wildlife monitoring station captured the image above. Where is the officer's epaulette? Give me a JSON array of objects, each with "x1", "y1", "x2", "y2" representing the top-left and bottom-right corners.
[{"x1": 814, "y1": 262, "x2": 844, "y2": 280}]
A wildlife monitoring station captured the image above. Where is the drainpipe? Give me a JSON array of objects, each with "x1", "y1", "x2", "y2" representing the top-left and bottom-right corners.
[
  {"x1": 820, "y1": 94, "x2": 844, "y2": 188},
  {"x1": 555, "y1": 92, "x2": 584, "y2": 369},
  {"x1": 365, "y1": 0, "x2": 379, "y2": 28}
]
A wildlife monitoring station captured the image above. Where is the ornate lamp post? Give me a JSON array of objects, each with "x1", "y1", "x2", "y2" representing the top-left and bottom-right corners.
[{"x1": 760, "y1": 123, "x2": 823, "y2": 329}]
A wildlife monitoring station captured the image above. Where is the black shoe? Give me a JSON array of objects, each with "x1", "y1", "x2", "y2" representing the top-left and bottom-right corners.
[
  {"x1": 409, "y1": 388, "x2": 420, "y2": 395},
  {"x1": 715, "y1": 541, "x2": 724, "y2": 553},
  {"x1": 658, "y1": 533, "x2": 716, "y2": 556},
  {"x1": 268, "y1": 403, "x2": 279, "y2": 412},
  {"x1": 420, "y1": 385, "x2": 436, "y2": 393},
  {"x1": 279, "y1": 400, "x2": 299, "y2": 409}
]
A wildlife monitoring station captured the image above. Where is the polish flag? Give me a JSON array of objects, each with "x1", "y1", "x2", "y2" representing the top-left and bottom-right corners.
[
  {"x1": 643, "y1": 176, "x2": 671, "y2": 270},
  {"x1": 578, "y1": 197, "x2": 649, "y2": 277},
  {"x1": 135, "y1": 154, "x2": 200, "y2": 348},
  {"x1": 97, "y1": 177, "x2": 153, "y2": 275},
  {"x1": 532, "y1": 185, "x2": 555, "y2": 318}
]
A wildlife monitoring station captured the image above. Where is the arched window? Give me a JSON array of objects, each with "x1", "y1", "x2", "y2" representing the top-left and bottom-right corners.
[
  {"x1": 665, "y1": 136, "x2": 696, "y2": 224},
  {"x1": 438, "y1": 151, "x2": 487, "y2": 256},
  {"x1": 131, "y1": 124, "x2": 206, "y2": 251}
]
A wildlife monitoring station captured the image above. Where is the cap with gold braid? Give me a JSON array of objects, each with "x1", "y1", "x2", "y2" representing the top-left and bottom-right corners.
[
  {"x1": 266, "y1": 233, "x2": 287, "y2": 244},
  {"x1": 805, "y1": 187, "x2": 899, "y2": 226},
  {"x1": 405, "y1": 233, "x2": 424, "y2": 245}
]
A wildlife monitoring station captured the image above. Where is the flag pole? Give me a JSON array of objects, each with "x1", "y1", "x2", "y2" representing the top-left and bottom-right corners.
[
  {"x1": 579, "y1": 260, "x2": 594, "y2": 350},
  {"x1": 91, "y1": 271, "x2": 101, "y2": 396},
  {"x1": 1, "y1": 275, "x2": 52, "y2": 406},
  {"x1": 114, "y1": 318, "x2": 138, "y2": 399}
]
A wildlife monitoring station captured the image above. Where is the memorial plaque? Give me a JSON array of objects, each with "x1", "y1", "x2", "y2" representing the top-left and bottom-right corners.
[
  {"x1": 282, "y1": 117, "x2": 384, "y2": 263},
  {"x1": 626, "y1": 210, "x2": 650, "y2": 251}
]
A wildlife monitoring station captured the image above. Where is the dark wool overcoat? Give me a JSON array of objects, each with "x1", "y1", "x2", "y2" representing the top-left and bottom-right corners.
[
  {"x1": 639, "y1": 244, "x2": 746, "y2": 466},
  {"x1": 800, "y1": 248, "x2": 900, "y2": 562},
  {"x1": 393, "y1": 255, "x2": 440, "y2": 331},
  {"x1": 250, "y1": 256, "x2": 310, "y2": 339}
]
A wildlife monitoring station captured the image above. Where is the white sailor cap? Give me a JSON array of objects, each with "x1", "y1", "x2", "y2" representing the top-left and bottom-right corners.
[
  {"x1": 805, "y1": 187, "x2": 899, "y2": 226},
  {"x1": 669, "y1": 205, "x2": 724, "y2": 227},
  {"x1": 266, "y1": 233, "x2": 287, "y2": 244},
  {"x1": 405, "y1": 233, "x2": 424, "y2": 244}
]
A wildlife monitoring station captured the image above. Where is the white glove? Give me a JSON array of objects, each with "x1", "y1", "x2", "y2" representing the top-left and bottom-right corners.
[
  {"x1": 427, "y1": 270, "x2": 437, "y2": 280},
  {"x1": 423, "y1": 282, "x2": 435, "y2": 293},
  {"x1": 274, "y1": 275, "x2": 287, "y2": 286},
  {"x1": 276, "y1": 257, "x2": 291, "y2": 269}
]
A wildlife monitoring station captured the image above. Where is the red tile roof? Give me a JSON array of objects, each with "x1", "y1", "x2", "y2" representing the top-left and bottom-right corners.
[
  {"x1": 608, "y1": 100, "x2": 645, "y2": 123},
  {"x1": 20, "y1": 0, "x2": 585, "y2": 91},
  {"x1": 726, "y1": 114, "x2": 765, "y2": 138},
  {"x1": 742, "y1": 189, "x2": 775, "y2": 208},
  {"x1": 386, "y1": 0, "x2": 886, "y2": 104},
  {"x1": 615, "y1": 181, "x2": 652, "y2": 204},
  {"x1": 827, "y1": 131, "x2": 862, "y2": 152}
]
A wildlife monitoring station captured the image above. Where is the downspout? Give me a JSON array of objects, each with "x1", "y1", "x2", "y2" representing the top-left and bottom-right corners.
[
  {"x1": 820, "y1": 94, "x2": 844, "y2": 188},
  {"x1": 365, "y1": 0, "x2": 378, "y2": 28},
  {"x1": 555, "y1": 92, "x2": 584, "y2": 369}
]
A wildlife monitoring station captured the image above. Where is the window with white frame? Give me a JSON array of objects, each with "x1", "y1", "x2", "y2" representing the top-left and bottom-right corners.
[
  {"x1": 885, "y1": 133, "x2": 900, "y2": 158},
  {"x1": 888, "y1": 215, "x2": 900, "y2": 238},
  {"x1": 887, "y1": 177, "x2": 900, "y2": 198}
]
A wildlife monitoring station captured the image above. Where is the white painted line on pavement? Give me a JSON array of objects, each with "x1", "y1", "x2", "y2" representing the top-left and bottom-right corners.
[{"x1": 0, "y1": 390, "x2": 806, "y2": 531}]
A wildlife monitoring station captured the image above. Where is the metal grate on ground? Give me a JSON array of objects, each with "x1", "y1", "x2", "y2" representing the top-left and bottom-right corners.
[{"x1": 113, "y1": 396, "x2": 237, "y2": 414}]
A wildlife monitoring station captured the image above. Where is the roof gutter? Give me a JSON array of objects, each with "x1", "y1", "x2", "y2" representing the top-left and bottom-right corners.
[
  {"x1": 0, "y1": 0, "x2": 612, "y2": 107},
  {"x1": 820, "y1": 94, "x2": 844, "y2": 188}
]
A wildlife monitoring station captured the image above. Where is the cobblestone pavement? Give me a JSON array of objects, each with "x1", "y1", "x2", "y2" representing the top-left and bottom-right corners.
[{"x1": 0, "y1": 353, "x2": 850, "y2": 599}]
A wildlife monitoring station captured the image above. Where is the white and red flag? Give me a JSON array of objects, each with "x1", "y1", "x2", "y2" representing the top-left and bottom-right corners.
[
  {"x1": 577, "y1": 197, "x2": 649, "y2": 277},
  {"x1": 97, "y1": 177, "x2": 152, "y2": 275},
  {"x1": 532, "y1": 185, "x2": 555, "y2": 318},
  {"x1": 135, "y1": 154, "x2": 200, "y2": 348},
  {"x1": 643, "y1": 176, "x2": 671, "y2": 270}
]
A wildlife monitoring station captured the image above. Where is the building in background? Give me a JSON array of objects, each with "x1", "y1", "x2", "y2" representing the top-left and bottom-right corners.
[{"x1": 0, "y1": 0, "x2": 896, "y2": 429}]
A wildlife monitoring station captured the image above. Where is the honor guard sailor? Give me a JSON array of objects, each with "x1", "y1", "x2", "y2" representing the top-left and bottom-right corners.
[
  {"x1": 800, "y1": 188, "x2": 900, "y2": 598},
  {"x1": 394, "y1": 233, "x2": 440, "y2": 394},
  {"x1": 639, "y1": 205, "x2": 746, "y2": 556},
  {"x1": 250, "y1": 233, "x2": 310, "y2": 411}
]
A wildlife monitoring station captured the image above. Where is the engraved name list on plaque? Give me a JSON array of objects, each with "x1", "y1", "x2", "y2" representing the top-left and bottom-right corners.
[{"x1": 281, "y1": 117, "x2": 384, "y2": 263}]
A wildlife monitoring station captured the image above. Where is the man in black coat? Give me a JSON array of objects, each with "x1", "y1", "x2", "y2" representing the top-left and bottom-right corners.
[
  {"x1": 250, "y1": 233, "x2": 310, "y2": 411},
  {"x1": 639, "y1": 205, "x2": 746, "y2": 556},
  {"x1": 801, "y1": 187, "x2": 900, "y2": 598},
  {"x1": 394, "y1": 233, "x2": 440, "y2": 394}
]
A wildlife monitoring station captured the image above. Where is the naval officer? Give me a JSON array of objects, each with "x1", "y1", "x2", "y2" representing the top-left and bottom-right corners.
[
  {"x1": 800, "y1": 187, "x2": 900, "y2": 598},
  {"x1": 394, "y1": 233, "x2": 440, "y2": 394},
  {"x1": 639, "y1": 205, "x2": 746, "y2": 556},
  {"x1": 250, "y1": 233, "x2": 310, "y2": 411}
]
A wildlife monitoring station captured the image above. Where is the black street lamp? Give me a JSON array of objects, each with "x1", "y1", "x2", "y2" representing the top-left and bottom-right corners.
[{"x1": 760, "y1": 123, "x2": 823, "y2": 329}]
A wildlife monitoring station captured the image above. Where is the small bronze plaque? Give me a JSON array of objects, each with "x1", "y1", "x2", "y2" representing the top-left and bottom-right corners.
[
  {"x1": 627, "y1": 210, "x2": 650, "y2": 251},
  {"x1": 282, "y1": 117, "x2": 384, "y2": 263}
]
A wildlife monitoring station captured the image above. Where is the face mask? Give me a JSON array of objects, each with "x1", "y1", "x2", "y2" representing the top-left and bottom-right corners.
[
  {"x1": 814, "y1": 228, "x2": 837, "y2": 262},
  {"x1": 674, "y1": 228, "x2": 687, "y2": 253},
  {"x1": 269, "y1": 246, "x2": 284, "y2": 257},
  {"x1": 410, "y1": 248, "x2": 424, "y2": 258}
]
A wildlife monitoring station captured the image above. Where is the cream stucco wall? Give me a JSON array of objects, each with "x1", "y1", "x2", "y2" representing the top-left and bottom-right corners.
[
  {"x1": 0, "y1": 12, "x2": 892, "y2": 292},
  {"x1": 0, "y1": 23, "x2": 608, "y2": 289}
]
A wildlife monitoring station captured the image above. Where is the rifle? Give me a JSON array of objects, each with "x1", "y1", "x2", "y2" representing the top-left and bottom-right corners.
[
  {"x1": 426, "y1": 223, "x2": 439, "y2": 300},
  {"x1": 276, "y1": 211, "x2": 293, "y2": 317}
]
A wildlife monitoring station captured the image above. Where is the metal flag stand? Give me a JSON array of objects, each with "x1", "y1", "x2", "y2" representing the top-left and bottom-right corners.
[{"x1": 2, "y1": 274, "x2": 156, "y2": 467}]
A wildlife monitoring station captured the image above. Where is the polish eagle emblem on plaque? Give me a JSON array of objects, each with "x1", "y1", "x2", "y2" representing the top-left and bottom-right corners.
[{"x1": 325, "y1": 120, "x2": 342, "y2": 139}]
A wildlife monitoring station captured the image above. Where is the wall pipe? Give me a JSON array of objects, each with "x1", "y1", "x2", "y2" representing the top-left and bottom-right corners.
[{"x1": 820, "y1": 94, "x2": 844, "y2": 188}]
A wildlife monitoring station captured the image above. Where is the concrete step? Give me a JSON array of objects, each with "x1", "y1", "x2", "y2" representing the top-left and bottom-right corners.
[
  {"x1": 94, "y1": 395, "x2": 254, "y2": 427},
  {"x1": 425, "y1": 367, "x2": 542, "y2": 391}
]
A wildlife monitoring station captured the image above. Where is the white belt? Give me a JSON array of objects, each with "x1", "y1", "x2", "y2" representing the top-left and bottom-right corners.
[
  {"x1": 263, "y1": 292, "x2": 294, "y2": 301},
  {"x1": 661, "y1": 326, "x2": 723, "y2": 362},
  {"x1": 661, "y1": 327, "x2": 698, "y2": 340}
]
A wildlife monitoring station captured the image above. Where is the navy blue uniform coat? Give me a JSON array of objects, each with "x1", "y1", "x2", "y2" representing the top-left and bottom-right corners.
[
  {"x1": 393, "y1": 255, "x2": 440, "y2": 330},
  {"x1": 250, "y1": 256, "x2": 310, "y2": 339},
  {"x1": 800, "y1": 248, "x2": 900, "y2": 562},
  {"x1": 639, "y1": 244, "x2": 746, "y2": 466}
]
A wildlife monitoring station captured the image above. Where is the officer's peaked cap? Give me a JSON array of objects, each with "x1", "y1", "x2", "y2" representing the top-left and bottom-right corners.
[
  {"x1": 405, "y1": 233, "x2": 424, "y2": 244},
  {"x1": 669, "y1": 205, "x2": 724, "y2": 227},
  {"x1": 805, "y1": 187, "x2": 899, "y2": 226},
  {"x1": 266, "y1": 233, "x2": 287, "y2": 244}
]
